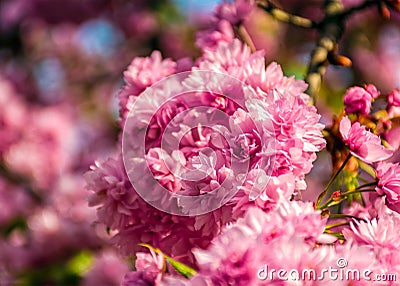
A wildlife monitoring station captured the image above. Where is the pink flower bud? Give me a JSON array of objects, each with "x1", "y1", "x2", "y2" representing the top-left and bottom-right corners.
[
  {"x1": 364, "y1": 84, "x2": 380, "y2": 99},
  {"x1": 343, "y1": 86, "x2": 373, "y2": 115},
  {"x1": 388, "y1": 89, "x2": 400, "y2": 107}
]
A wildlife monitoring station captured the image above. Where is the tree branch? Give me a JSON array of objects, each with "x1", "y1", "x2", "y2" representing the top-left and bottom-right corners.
[
  {"x1": 257, "y1": 1, "x2": 317, "y2": 29},
  {"x1": 258, "y1": 0, "x2": 380, "y2": 103},
  {"x1": 305, "y1": 0, "x2": 346, "y2": 103}
]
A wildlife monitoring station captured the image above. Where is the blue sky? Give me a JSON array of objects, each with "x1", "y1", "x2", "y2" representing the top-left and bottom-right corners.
[{"x1": 172, "y1": 0, "x2": 222, "y2": 15}]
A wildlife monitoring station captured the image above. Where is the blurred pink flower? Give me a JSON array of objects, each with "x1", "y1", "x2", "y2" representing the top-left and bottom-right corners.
[
  {"x1": 0, "y1": 78, "x2": 26, "y2": 153},
  {"x1": 270, "y1": 200, "x2": 332, "y2": 244},
  {"x1": 351, "y1": 26, "x2": 400, "y2": 92},
  {"x1": 3, "y1": 105, "x2": 77, "y2": 189},
  {"x1": 196, "y1": 19, "x2": 234, "y2": 51},
  {"x1": 388, "y1": 89, "x2": 400, "y2": 106},
  {"x1": 83, "y1": 250, "x2": 129, "y2": 286},
  {"x1": 364, "y1": 84, "x2": 380, "y2": 99},
  {"x1": 0, "y1": 178, "x2": 34, "y2": 225},
  {"x1": 334, "y1": 243, "x2": 381, "y2": 285},
  {"x1": 339, "y1": 116, "x2": 393, "y2": 163},
  {"x1": 376, "y1": 162, "x2": 400, "y2": 210},
  {"x1": 215, "y1": 0, "x2": 255, "y2": 25},
  {"x1": 343, "y1": 86, "x2": 374, "y2": 114}
]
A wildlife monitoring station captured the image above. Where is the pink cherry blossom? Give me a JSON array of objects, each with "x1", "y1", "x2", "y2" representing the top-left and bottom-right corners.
[
  {"x1": 146, "y1": 148, "x2": 184, "y2": 193},
  {"x1": 343, "y1": 205, "x2": 400, "y2": 250},
  {"x1": 196, "y1": 39, "x2": 262, "y2": 80},
  {"x1": 339, "y1": 116, "x2": 393, "y2": 163},
  {"x1": 191, "y1": 205, "x2": 336, "y2": 285},
  {"x1": 246, "y1": 61, "x2": 310, "y2": 103},
  {"x1": 342, "y1": 201, "x2": 377, "y2": 220},
  {"x1": 215, "y1": 0, "x2": 255, "y2": 25},
  {"x1": 0, "y1": 178, "x2": 34, "y2": 225},
  {"x1": 232, "y1": 172, "x2": 295, "y2": 218},
  {"x1": 192, "y1": 209, "x2": 265, "y2": 286},
  {"x1": 118, "y1": 51, "x2": 177, "y2": 122},
  {"x1": 249, "y1": 91, "x2": 325, "y2": 187},
  {"x1": 364, "y1": 84, "x2": 380, "y2": 99},
  {"x1": 343, "y1": 202, "x2": 400, "y2": 275},
  {"x1": 195, "y1": 19, "x2": 235, "y2": 51},
  {"x1": 3, "y1": 105, "x2": 77, "y2": 189},
  {"x1": 388, "y1": 89, "x2": 400, "y2": 106},
  {"x1": 85, "y1": 156, "x2": 138, "y2": 230},
  {"x1": 86, "y1": 155, "x2": 219, "y2": 262},
  {"x1": 376, "y1": 162, "x2": 400, "y2": 211},
  {"x1": 121, "y1": 250, "x2": 164, "y2": 286},
  {"x1": 343, "y1": 86, "x2": 374, "y2": 114},
  {"x1": 123, "y1": 51, "x2": 176, "y2": 92}
]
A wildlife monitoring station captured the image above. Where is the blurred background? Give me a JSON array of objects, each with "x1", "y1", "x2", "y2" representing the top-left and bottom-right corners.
[{"x1": 0, "y1": 0, "x2": 399, "y2": 284}]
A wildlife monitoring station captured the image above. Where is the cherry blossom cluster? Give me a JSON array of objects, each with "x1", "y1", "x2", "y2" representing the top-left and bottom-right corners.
[
  {"x1": 86, "y1": 0, "x2": 326, "y2": 264},
  {"x1": 85, "y1": 0, "x2": 400, "y2": 285}
]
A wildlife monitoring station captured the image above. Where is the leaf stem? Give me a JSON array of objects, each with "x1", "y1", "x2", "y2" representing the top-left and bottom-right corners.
[
  {"x1": 237, "y1": 25, "x2": 257, "y2": 52},
  {"x1": 317, "y1": 153, "x2": 352, "y2": 207}
]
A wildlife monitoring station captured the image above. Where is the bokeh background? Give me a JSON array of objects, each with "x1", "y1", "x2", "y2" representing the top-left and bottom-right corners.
[{"x1": 0, "y1": 0, "x2": 399, "y2": 284}]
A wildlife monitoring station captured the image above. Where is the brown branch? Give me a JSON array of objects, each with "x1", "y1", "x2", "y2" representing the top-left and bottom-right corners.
[
  {"x1": 257, "y1": 0, "x2": 317, "y2": 29},
  {"x1": 305, "y1": 0, "x2": 346, "y2": 103},
  {"x1": 305, "y1": 0, "x2": 379, "y2": 102},
  {"x1": 258, "y1": 0, "x2": 379, "y2": 103}
]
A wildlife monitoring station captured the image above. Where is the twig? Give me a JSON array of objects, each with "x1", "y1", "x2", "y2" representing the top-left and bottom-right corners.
[
  {"x1": 317, "y1": 153, "x2": 352, "y2": 208},
  {"x1": 236, "y1": 25, "x2": 257, "y2": 52},
  {"x1": 305, "y1": 0, "x2": 379, "y2": 102},
  {"x1": 257, "y1": 1, "x2": 317, "y2": 29},
  {"x1": 257, "y1": 0, "x2": 379, "y2": 103},
  {"x1": 305, "y1": 0, "x2": 346, "y2": 103}
]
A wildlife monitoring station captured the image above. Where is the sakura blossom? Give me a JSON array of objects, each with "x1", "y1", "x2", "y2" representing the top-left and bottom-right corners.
[
  {"x1": 376, "y1": 162, "x2": 400, "y2": 211},
  {"x1": 343, "y1": 86, "x2": 374, "y2": 114},
  {"x1": 339, "y1": 116, "x2": 393, "y2": 163}
]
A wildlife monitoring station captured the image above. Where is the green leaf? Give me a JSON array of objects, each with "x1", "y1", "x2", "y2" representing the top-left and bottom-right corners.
[{"x1": 139, "y1": 243, "x2": 197, "y2": 278}]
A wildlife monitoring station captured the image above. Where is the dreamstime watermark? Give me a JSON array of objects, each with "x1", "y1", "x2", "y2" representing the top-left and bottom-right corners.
[
  {"x1": 122, "y1": 70, "x2": 276, "y2": 216},
  {"x1": 257, "y1": 258, "x2": 397, "y2": 282}
]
